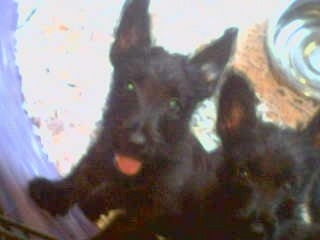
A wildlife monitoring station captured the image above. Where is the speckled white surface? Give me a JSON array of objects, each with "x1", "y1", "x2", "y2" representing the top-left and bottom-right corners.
[{"x1": 15, "y1": 0, "x2": 284, "y2": 175}]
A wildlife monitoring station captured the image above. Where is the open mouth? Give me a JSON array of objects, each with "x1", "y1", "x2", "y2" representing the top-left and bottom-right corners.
[{"x1": 114, "y1": 153, "x2": 143, "y2": 176}]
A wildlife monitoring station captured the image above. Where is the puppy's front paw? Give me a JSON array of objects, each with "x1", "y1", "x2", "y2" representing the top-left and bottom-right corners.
[{"x1": 28, "y1": 178, "x2": 72, "y2": 216}]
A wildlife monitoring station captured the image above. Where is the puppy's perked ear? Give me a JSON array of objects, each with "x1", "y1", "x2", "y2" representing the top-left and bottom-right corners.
[
  {"x1": 217, "y1": 71, "x2": 258, "y2": 147},
  {"x1": 110, "y1": 0, "x2": 151, "y2": 63},
  {"x1": 190, "y1": 27, "x2": 238, "y2": 96}
]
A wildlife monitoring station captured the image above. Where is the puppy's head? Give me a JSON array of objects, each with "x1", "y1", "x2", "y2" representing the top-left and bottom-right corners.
[
  {"x1": 216, "y1": 71, "x2": 320, "y2": 238},
  {"x1": 105, "y1": 0, "x2": 237, "y2": 174}
]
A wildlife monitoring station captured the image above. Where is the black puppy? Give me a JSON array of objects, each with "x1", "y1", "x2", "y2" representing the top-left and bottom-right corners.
[
  {"x1": 215, "y1": 70, "x2": 320, "y2": 240},
  {"x1": 28, "y1": 0, "x2": 237, "y2": 239}
]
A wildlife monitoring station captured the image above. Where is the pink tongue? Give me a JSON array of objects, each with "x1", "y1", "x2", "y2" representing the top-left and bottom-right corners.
[{"x1": 114, "y1": 154, "x2": 142, "y2": 176}]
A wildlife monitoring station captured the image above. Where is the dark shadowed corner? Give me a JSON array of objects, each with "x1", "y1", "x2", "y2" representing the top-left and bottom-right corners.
[{"x1": 0, "y1": 0, "x2": 98, "y2": 238}]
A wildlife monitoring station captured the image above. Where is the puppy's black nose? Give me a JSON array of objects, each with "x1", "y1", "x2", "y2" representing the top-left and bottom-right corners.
[
  {"x1": 251, "y1": 221, "x2": 265, "y2": 234},
  {"x1": 250, "y1": 210, "x2": 276, "y2": 239},
  {"x1": 126, "y1": 120, "x2": 146, "y2": 145},
  {"x1": 129, "y1": 131, "x2": 146, "y2": 145}
]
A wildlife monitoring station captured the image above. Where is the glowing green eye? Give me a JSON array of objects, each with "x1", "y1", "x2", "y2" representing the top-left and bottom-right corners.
[
  {"x1": 169, "y1": 98, "x2": 180, "y2": 110},
  {"x1": 241, "y1": 170, "x2": 249, "y2": 178},
  {"x1": 126, "y1": 82, "x2": 135, "y2": 91},
  {"x1": 237, "y1": 167, "x2": 249, "y2": 179}
]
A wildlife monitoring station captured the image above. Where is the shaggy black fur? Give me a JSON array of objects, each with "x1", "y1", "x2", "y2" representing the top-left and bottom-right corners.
[
  {"x1": 216, "y1": 71, "x2": 320, "y2": 240},
  {"x1": 28, "y1": 0, "x2": 320, "y2": 239},
  {"x1": 28, "y1": 0, "x2": 237, "y2": 239}
]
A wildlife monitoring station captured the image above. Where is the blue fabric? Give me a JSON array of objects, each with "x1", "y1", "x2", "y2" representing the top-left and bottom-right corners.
[{"x1": 0, "y1": 0, "x2": 97, "y2": 238}]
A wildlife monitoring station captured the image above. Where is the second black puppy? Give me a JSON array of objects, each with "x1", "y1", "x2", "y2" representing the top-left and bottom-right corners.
[
  {"x1": 215, "y1": 71, "x2": 320, "y2": 240},
  {"x1": 28, "y1": 0, "x2": 237, "y2": 239}
]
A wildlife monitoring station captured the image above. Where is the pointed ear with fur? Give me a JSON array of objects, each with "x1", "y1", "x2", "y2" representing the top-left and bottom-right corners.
[
  {"x1": 110, "y1": 0, "x2": 151, "y2": 64},
  {"x1": 302, "y1": 110, "x2": 320, "y2": 148},
  {"x1": 190, "y1": 27, "x2": 238, "y2": 97},
  {"x1": 217, "y1": 70, "x2": 258, "y2": 147}
]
